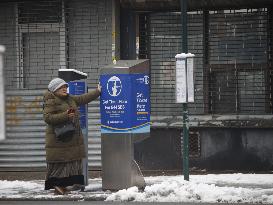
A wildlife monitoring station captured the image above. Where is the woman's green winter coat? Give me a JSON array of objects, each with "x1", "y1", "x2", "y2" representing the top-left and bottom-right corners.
[{"x1": 43, "y1": 89, "x2": 100, "y2": 162}]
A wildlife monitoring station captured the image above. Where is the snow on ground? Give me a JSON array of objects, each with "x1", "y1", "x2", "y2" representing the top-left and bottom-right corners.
[
  {"x1": 106, "y1": 174, "x2": 273, "y2": 203},
  {"x1": 0, "y1": 174, "x2": 273, "y2": 203},
  {"x1": 0, "y1": 179, "x2": 106, "y2": 200}
]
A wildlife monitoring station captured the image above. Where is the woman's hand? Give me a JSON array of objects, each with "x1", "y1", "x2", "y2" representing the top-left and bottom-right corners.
[
  {"x1": 67, "y1": 108, "x2": 75, "y2": 121},
  {"x1": 97, "y1": 83, "x2": 102, "y2": 93},
  {"x1": 68, "y1": 112, "x2": 75, "y2": 120}
]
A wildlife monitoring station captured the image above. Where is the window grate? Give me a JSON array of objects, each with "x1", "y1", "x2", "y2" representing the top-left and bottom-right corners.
[
  {"x1": 18, "y1": 0, "x2": 62, "y2": 24},
  {"x1": 139, "y1": 9, "x2": 272, "y2": 116},
  {"x1": 189, "y1": 131, "x2": 201, "y2": 158},
  {"x1": 208, "y1": 9, "x2": 269, "y2": 114},
  {"x1": 0, "y1": 0, "x2": 112, "y2": 90}
]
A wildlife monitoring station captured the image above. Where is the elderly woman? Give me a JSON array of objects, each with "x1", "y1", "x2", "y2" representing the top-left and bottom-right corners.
[{"x1": 43, "y1": 78, "x2": 101, "y2": 195}]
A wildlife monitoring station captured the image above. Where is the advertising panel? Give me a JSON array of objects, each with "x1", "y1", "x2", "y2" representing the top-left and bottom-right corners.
[{"x1": 100, "y1": 74, "x2": 150, "y2": 133}]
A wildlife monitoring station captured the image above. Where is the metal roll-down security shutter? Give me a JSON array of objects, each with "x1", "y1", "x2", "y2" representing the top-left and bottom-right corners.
[{"x1": 0, "y1": 90, "x2": 101, "y2": 170}]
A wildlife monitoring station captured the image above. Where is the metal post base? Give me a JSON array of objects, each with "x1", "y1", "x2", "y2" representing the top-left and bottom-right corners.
[{"x1": 101, "y1": 134, "x2": 145, "y2": 191}]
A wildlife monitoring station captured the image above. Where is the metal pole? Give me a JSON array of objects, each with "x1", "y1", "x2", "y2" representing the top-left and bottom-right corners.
[
  {"x1": 180, "y1": 0, "x2": 189, "y2": 181},
  {"x1": 0, "y1": 45, "x2": 5, "y2": 141}
]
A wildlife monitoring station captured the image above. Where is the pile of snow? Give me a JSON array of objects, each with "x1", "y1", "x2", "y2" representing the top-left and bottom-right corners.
[
  {"x1": 0, "y1": 174, "x2": 273, "y2": 203},
  {"x1": 106, "y1": 174, "x2": 273, "y2": 203}
]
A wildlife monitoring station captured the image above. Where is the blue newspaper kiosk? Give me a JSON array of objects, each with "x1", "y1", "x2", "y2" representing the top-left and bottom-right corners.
[
  {"x1": 100, "y1": 59, "x2": 150, "y2": 190},
  {"x1": 58, "y1": 69, "x2": 89, "y2": 186}
]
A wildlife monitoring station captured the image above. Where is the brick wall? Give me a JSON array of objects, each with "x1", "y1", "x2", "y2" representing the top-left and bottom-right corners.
[
  {"x1": 0, "y1": 0, "x2": 112, "y2": 90},
  {"x1": 67, "y1": 0, "x2": 112, "y2": 88}
]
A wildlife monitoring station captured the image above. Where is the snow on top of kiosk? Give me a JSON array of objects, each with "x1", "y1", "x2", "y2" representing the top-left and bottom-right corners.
[
  {"x1": 59, "y1": 68, "x2": 87, "y2": 77},
  {"x1": 175, "y1": 53, "x2": 195, "y2": 58}
]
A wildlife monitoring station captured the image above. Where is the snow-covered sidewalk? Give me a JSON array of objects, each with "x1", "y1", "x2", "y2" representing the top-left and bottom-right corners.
[{"x1": 0, "y1": 174, "x2": 273, "y2": 203}]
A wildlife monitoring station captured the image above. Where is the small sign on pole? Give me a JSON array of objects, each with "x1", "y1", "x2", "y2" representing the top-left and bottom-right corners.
[
  {"x1": 175, "y1": 53, "x2": 195, "y2": 103},
  {"x1": 175, "y1": 53, "x2": 194, "y2": 181}
]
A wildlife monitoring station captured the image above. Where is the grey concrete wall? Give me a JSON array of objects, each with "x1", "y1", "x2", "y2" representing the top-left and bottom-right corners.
[
  {"x1": 193, "y1": 128, "x2": 273, "y2": 171},
  {"x1": 242, "y1": 130, "x2": 273, "y2": 164},
  {"x1": 136, "y1": 128, "x2": 273, "y2": 171},
  {"x1": 134, "y1": 128, "x2": 182, "y2": 171}
]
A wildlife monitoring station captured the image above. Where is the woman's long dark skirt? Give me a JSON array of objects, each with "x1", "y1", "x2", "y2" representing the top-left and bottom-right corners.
[{"x1": 45, "y1": 160, "x2": 84, "y2": 190}]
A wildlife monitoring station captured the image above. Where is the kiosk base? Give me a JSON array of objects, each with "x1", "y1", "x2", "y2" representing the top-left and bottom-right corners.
[{"x1": 101, "y1": 134, "x2": 145, "y2": 191}]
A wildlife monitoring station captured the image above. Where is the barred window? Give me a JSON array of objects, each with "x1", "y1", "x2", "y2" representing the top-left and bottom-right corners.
[
  {"x1": 18, "y1": 0, "x2": 62, "y2": 24},
  {"x1": 139, "y1": 9, "x2": 271, "y2": 116},
  {"x1": 208, "y1": 9, "x2": 269, "y2": 114}
]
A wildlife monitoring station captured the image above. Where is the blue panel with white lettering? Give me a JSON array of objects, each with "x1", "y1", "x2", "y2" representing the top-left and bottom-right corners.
[
  {"x1": 132, "y1": 74, "x2": 150, "y2": 133},
  {"x1": 100, "y1": 74, "x2": 150, "y2": 133},
  {"x1": 68, "y1": 81, "x2": 87, "y2": 129}
]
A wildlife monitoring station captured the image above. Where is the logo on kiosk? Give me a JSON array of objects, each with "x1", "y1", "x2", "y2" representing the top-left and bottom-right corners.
[
  {"x1": 107, "y1": 76, "x2": 122, "y2": 97},
  {"x1": 136, "y1": 75, "x2": 149, "y2": 85}
]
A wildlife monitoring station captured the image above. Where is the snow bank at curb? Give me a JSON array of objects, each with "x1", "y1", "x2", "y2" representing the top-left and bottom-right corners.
[
  {"x1": 1, "y1": 174, "x2": 273, "y2": 203},
  {"x1": 106, "y1": 174, "x2": 273, "y2": 203}
]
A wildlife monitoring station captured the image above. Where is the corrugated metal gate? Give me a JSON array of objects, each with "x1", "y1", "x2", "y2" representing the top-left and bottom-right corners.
[
  {"x1": 148, "y1": 11, "x2": 204, "y2": 117},
  {"x1": 0, "y1": 90, "x2": 101, "y2": 170},
  {"x1": 139, "y1": 8, "x2": 271, "y2": 117}
]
